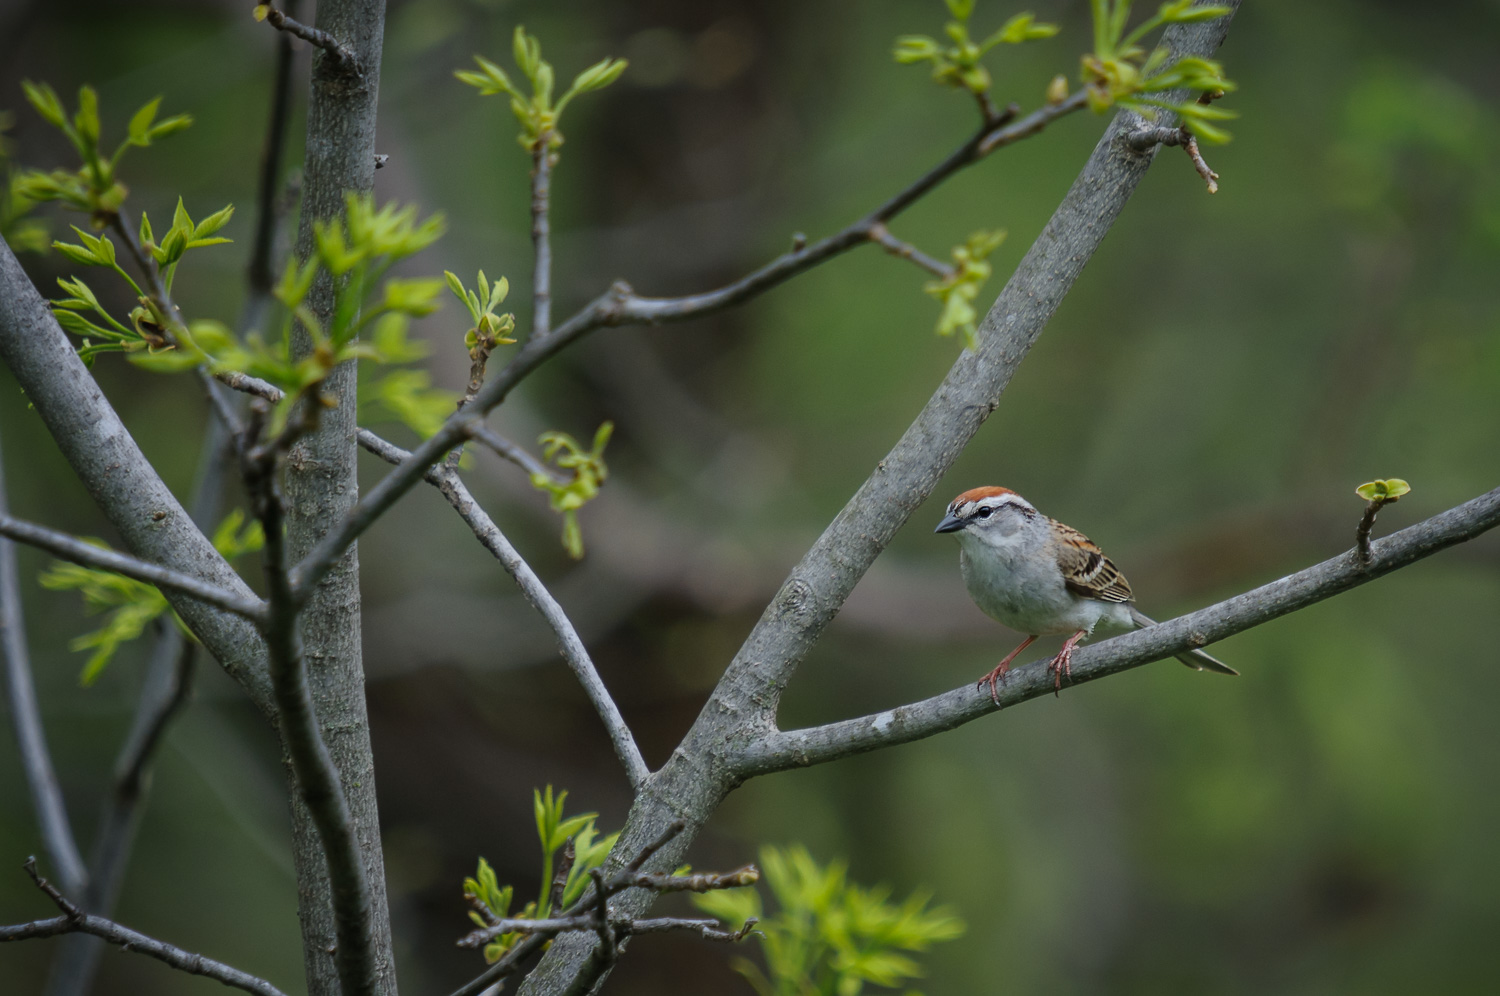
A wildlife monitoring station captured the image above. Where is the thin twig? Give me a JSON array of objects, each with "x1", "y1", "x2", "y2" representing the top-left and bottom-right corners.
[
  {"x1": 242, "y1": 401, "x2": 379, "y2": 996},
  {"x1": 735, "y1": 484, "x2": 1500, "y2": 775},
  {"x1": 355, "y1": 428, "x2": 651, "y2": 788},
  {"x1": 0, "y1": 858, "x2": 290, "y2": 996},
  {"x1": 245, "y1": 0, "x2": 300, "y2": 332},
  {"x1": 0, "y1": 513, "x2": 267, "y2": 622},
  {"x1": 530, "y1": 136, "x2": 553, "y2": 342},
  {"x1": 866, "y1": 223, "x2": 954, "y2": 279},
  {"x1": 1126, "y1": 124, "x2": 1219, "y2": 193},
  {"x1": 468, "y1": 425, "x2": 565, "y2": 485},
  {"x1": 255, "y1": 3, "x2": 359, "y2": 75},
  {"x1": 290, "y1": 92, "x2": 1092, "y2": 603},
  {"x1": 0, "y1": 431, "x2": 88, "y2": 897}
]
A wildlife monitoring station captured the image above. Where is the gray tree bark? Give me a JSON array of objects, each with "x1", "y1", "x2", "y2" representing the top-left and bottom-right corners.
[
  {"x1": 281, "y1": 2, "x2": 396, "y2": 995},
  {"x1": 516, "y1": 7, "x2": 1242, "y2": 994}
]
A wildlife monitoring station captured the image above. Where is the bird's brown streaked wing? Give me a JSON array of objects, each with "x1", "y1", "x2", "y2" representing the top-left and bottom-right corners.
[{"x1": 1052, "y1": 518, "x2": 1134, "y2": 603}]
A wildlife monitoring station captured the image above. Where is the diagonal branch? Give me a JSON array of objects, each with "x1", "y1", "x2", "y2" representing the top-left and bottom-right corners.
[
  {"x1": 0, "y1": 513, "x2": 268, "y2": 622},
  {"x1": 0, "y1": 858, "x2": 289, "y2": 996},
  {"x1": 0, "y1": 239, "x2": 275, "y2": 714},
  {"x1": 0, "y1": 430, "x2": 88, "y2": 897},
  {"x1": 356, "y1": 429, "x2": 650, "y2": 788},
  {"x1": 288, "y1": 90, "x2": 1092, "y2": 603},
  {"x1": 515, "y1": 7, "x2": 1244, "y2": 993},
  {"x1": 736, "y1": 485, "x2": 1500, "y2": 775}
]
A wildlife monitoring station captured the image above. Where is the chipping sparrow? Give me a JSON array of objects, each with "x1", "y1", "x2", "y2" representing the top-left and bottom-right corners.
[{"x1": 935, "y1": 486, "x2": 1237, "y2": 703}]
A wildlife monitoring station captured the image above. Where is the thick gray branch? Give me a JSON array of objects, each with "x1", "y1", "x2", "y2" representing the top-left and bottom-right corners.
[
  {"x1": 280, "y1": 0, "x2": 396, "y2": 992},
  {"x1": 738, "y1": 485, "x2": 1500, "y2": 773},
  {"x1": 0, "y1": 431, "x2": 88, "y2": 897},
  {"x1": 0, "y1": 239, "x2": 275, "y2": 714}
]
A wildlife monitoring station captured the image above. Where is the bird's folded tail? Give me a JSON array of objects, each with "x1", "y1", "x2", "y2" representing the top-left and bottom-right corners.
[{"x1": 1128, "y1": 607, "x2": 1239, "y2": 676}]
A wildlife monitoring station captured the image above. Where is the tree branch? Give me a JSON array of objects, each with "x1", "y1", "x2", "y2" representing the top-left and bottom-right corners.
[
  {"x1": 254, "y1": 3, "x2": 359, "y2": 75},
  {"x1": 241, "y1": 404, "x2": 378, "y2": 996},
  {"x1": 0, "y1": 239, "x2": 275, "y2": 715},
  {"x1": 866, "y1": 223, "x2": 954, "y2": 279},
  {"x1": 516, "y1": 7, "x2": 1244, "y2": 993},
  {"x1": 0, "y1": 430, "x2": 88, "y2": 897},
  {"x1": 0, "y1": 512, "x2": 267, "y2": 622},
  {"x1": 356, "y1": 429, "x2": 650, "y2": 789},
  {"x1": 530, "y1": 137, "x2": 553, "y2": 341},
  {"x1": 468, "y1": 425, "x2": 566, "y2": 486},
  {"x1": 737, "y1": 485, "x2": 1500, "y2": 774},
  {"x1": 0, "y1": 858, "x2": 289, "y2": 996},
  {"x1": 287, "y1": 89, "x2": 1092, "y2": 603}
]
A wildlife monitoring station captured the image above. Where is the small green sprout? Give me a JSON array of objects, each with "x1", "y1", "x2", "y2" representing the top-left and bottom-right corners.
[
  {"x1": 14, "y1": 82, "x2": 191, "y2": 224},
  {"x1": 531, "y1": 422, "x2": 614, "y2": 559},
  {"x1": 924, "y1": 229, "x2": 1007, "y2": 349},
  {"x1": 1083, "y1": 1, "x2": 1238, "y2": 143},
  {"x1": 1355, "y1": 479, "x2": 1410, "y2": 503},
  {"x1": 445, "y1": 269, "x2": 518, "y2": 355},
  {"x1": 456, "y1": 26, "x2": 627, "y2": 152},
  {"x1": 894, "y1": 1, "x2": 1058, "y2": 102},
  {"x1": 463, "y1": 786, "x2": 621, "y2": 963},
  {"x1": 360, "y1": 369, "x2": 458, "y2": 439}
]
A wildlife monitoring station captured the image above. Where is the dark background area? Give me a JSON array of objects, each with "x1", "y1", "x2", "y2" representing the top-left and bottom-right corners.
[{"x1": 2, "y1": 0, "x2": 1499, "y2": 993}]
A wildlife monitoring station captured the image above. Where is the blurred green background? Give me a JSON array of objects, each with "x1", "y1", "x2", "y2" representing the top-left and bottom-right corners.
[{"x1": 3, "y1": 0, "x2": 1499, "y2": 993}]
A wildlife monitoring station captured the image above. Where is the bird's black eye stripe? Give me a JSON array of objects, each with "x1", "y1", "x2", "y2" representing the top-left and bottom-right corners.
[{"x1": 976, "y1": 506, "x2": 993, "y2": 518}]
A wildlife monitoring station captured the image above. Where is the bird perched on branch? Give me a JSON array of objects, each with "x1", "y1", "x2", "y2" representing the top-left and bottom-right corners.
[{"x1": 935, "y1": 486, "x2": 1236, "y2": 704}]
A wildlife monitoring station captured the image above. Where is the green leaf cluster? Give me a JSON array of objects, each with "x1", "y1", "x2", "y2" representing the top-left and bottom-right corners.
[
  {"x1": 13, "y1": 82, "x2": 190, "y2": 224},
  {"x1": 692, "y1": 845, "x2": 965, "y2": 996},
  {"x1": 456, "y1": 26, "x2": 627, "y2": 151},
  {"x1": 1083, "y1": 1, "x2": 1238, "y2": 142},
  {"x1": 1355, "y1": 478, "x2": 1410, "y2": 504},
  {"x1": 446, "y1": 269, "x2": 517, "y2": 354},
  {"x1": 894, "y1": 1, "x2": 1058, "y2": 98},
  {"x1": 39, "y1": 510, "x2": 264, "y2": 685},
  {"x1": 530, "y1": 422, "x2": 613, "y2": 559},
  {"x1": 1, "y1": 111, "x2": 49, "y2": 253},
  {"x1": 923, "y1": 229, "x2": 1007, "y2": 349},
  {"x1": 462, "y1": 786, "x2": 620, "y2": 963}
]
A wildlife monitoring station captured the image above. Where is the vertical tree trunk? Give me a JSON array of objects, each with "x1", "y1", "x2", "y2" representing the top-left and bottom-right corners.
[{"x1": 283, "y1": 3, "x2": 396, "y2": 995}]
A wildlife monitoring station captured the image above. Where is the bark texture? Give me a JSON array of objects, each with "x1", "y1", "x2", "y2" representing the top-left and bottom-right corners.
[{"x1": 281, "y1": 2, "x2": 395, "y2": 995}]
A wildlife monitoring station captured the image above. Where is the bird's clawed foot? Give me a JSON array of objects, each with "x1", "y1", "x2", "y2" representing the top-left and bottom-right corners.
[
  {"x1": 977, "y1": 634, "x2": 1037, "y2": 707},
  {"x1": 1047, "y1": 630, "x2": 1088, "y2": 696},
  {"x1": 978, "y1": 663, "x2": 1011, "y2": 706}
]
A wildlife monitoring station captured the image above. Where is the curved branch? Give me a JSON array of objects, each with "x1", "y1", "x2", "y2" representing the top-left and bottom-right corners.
[
  {"x1": 737, "y1": 485, "x2": 1500, "y2": 775},
  {"x1": 0, "y1": 858, "x2": 289, "y2": 996},
  {"x1": 0, "y1": 431, "x2": 88, "y2": 897},
  {"x1": 0, "y1": 513, "x2": 268, "y2": 622},
  {"x1": 356, "y1": 430, "x2": 650, "y2": 789}
]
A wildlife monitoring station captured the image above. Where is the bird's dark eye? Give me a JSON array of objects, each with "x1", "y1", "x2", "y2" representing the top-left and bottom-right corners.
[{"x1": 976, "y1": 506, "x2": 993, "y2": 518}]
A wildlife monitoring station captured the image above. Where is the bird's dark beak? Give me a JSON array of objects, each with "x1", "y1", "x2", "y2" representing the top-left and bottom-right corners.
[{"x1": 934, "y1": 512, "x2": 965, "y2": 534}]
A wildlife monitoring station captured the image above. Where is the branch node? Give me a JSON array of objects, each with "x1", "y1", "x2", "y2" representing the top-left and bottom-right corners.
[{"x1": 254, "y1": 5, "x2": 361, "y2": 77}]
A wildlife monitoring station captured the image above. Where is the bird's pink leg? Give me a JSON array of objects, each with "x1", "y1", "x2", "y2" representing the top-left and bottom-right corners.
[
  {"x1": 978, "y1": 634, "x2": 1038, "y2": 706},
  {"x1": 1048, "y1": 629, "x2": 1089, "y2": 694}
]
